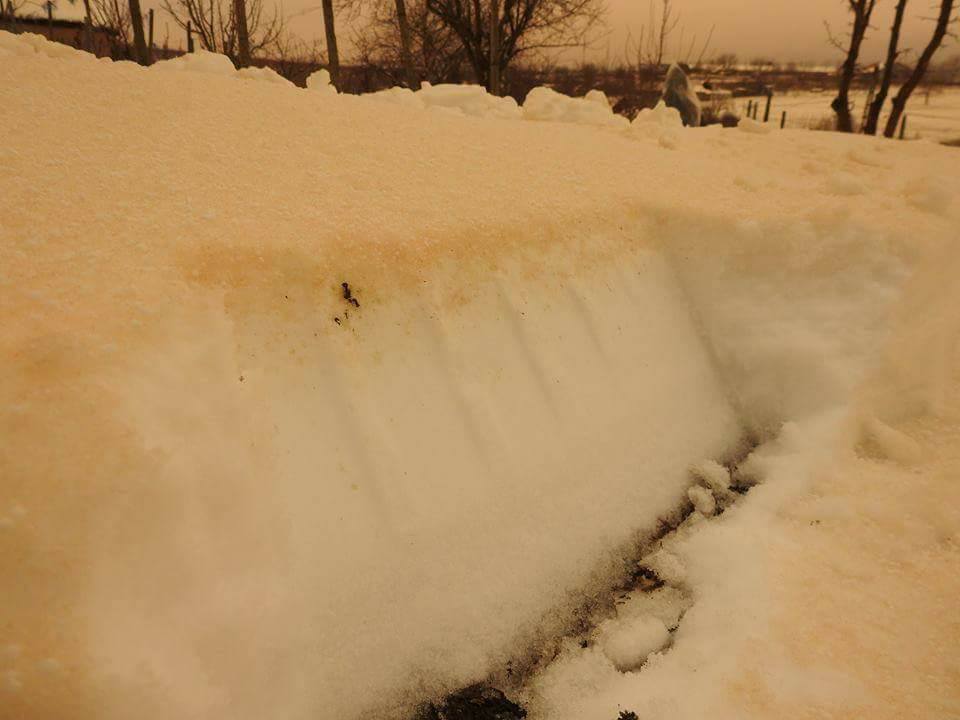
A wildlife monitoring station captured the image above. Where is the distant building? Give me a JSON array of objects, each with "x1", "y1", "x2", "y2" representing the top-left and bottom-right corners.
[{"x1": 0, "y1": 13, "x2": 121, "y2": 59}]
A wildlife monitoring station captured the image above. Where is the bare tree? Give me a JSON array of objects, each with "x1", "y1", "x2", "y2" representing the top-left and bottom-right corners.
[
  {"x1": 624, "y1": 0, "x2": 678, "y2": 70},
  {"x1": 884, "y1": 0, "x2": 957, "y2": 136},
  {"x1": 714, "y1": 52, "x2": 738, "y2": 70},
  {"x1": 321, "y1": 0, "x2": 340, "y2": 84},
  {"x1": 233, "y1": 0, "x2": 251, "y2": 65},
  {"x1": 395, "y1": 0, "x2": 418, "y2": 87},
  {"x1": 489, "y1": 0, "x2": 501, "y2": 93},
  {"x1": 828, "y1": 0, "x2": 879, "y2": 133},
  {"x1": 271, "y1": 34, "x2": 327, "y2": 83},
  {"x1": 161, "y1": 0, "x2": 282, "y2": 64},
  {"x1": 424, "y1": 0, "x2": 605, "y2": 92},
  {"x1": 128, "y1": 0, "x2": 150, "y2": 63},
  {"x1": 353, "y1": 0, "x2": 466, "y2": 85},
  {"x1": 865, "y1": 0, "x2": 909, "y2": 134},
  {"x1": 85, "y1": 0, "x2": 132, "y2": 56},
  {"x1": 650, "y1": 0, "x2": 677, "y2": 67}
]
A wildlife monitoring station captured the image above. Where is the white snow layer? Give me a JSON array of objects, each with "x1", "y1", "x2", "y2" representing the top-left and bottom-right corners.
[{"x1": 1, "y1": 30, "x2": 959, "y2": 720}]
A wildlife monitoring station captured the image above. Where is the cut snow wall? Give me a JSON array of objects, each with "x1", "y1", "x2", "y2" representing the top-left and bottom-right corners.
[{"x1": 13, "y1": 235, "x2": 737, "y2": 720}]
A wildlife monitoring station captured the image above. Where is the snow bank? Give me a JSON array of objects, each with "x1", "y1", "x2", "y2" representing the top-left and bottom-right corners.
[
  {"x1": 155, "y1": 48, "x2": 237, "y2": 76},
  {"x1": 1, "y1": 29, "x2": 958, "y2": 720},
  {"x1": 523, "y1": 86, "x2": 629, "y2": 128},
  {"x1": 366, "y1": 83, "x2": 628, "y2": 126},
  {"x1": 306, "y1": 68, "x2": 338, "y2": 95},
  {"x1": 155, "y1": 49, "x2": 293, "y2": 87},
  {"x1": 0, "y1": 30, "x2": 90, "y2": 59},
  {"x1": 365, "y1": 82, "x2": 521, "y2": 119},
  {"x1": 237, "y1": 65, "x2": 292, "y2": 86},
  {"x1": 418, "y1": 82, "x2": 521, "y2": 119}
]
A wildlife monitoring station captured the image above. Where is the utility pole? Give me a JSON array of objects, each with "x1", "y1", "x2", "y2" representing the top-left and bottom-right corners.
[
  {"x1": 233, "y1": 0, "x2": 251, "y2": 67},
  {"x1": 127, "y1": 0, "x2": 150, "y2": 65},
  {"x1": 488, "y1": 0, "x2": 500, "y2": 94}
]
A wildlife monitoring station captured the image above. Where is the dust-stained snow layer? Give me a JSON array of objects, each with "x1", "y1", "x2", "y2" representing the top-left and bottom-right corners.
[{"x1": 1, "y1": 33, "x2": 959, "y2": 720}]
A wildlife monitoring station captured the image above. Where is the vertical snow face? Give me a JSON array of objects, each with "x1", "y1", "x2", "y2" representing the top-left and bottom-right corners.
[{"x1": 68, "y1": 240, "x2": 737, "y2": 720}]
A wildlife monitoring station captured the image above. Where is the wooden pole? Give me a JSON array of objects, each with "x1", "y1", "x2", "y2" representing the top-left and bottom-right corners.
[
  {"x1": 187, "y1": 21, "x2": 194, "y2": 52},
  {"x1": 147, "y1": 8, "x2": 154, "y2": 61},
  {"x1": 780, "y1": 110, "x2": 786, "y2": 129},
  {"x1": 745, "y1": 100, "x2": 752, "y2": 119},
  {"x1": 46, "y1": 0, "x2": 52, "y2": 39},
  {"x1": 233, "y1": 0, "x2": 251, "y2": 67},
  {"x1": 127, "y1": 0, "x2": 150, "y2": 65},
  {"x1": 489, "y1": 0, "x2": 500, "y2": 95},
  {"x1": 763, "y1": 91, "x2": 772, "y2": 122},
  {"x1": 898, "y1": 114, "x2": 907, "y2": 140}
]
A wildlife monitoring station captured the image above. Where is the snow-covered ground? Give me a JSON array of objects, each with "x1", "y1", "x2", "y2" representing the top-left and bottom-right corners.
[
  {"x1": 1, "y1": 31, "x2": 959, "y2": 720},
  {"x1": 739, "y1": 87, "x2": 960, "y2": 142}
]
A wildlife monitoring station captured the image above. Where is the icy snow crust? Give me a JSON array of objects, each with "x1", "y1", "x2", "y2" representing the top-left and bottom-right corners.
[{"x1": 1, "y1": 34, "x2": 959, "y2": 720}]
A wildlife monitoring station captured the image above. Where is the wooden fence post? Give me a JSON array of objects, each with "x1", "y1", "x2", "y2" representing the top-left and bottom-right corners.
[
  {"x1": 898, "y1": 114, "x2": 907, "y2": 140},
  {"x1": 745, "y1": 99, "x2": 752, "y2": 119},
  {"x1": 780, "y1": 110, "x2": 786, "y2": 129},
  {"x1": 763, "y1": 91, "x2": 772, "y2": 122},
  {"x1": 148, "y1": 9, "x2": 154, "y2": 61},
  {"x1": 45, "y1": 0, "x2": 52, "y2": 38},
  {"x1": 186, "y1": 21, "x2": 194, "y2": 52}
]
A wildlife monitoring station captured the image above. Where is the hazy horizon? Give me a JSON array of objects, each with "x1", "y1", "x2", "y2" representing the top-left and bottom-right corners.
[{"x1": 37, "y1": 0, "x2": 960, "y2": 66}]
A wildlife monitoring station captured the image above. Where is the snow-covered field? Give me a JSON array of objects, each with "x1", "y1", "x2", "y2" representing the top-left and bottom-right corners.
[
  {"x1": 1, "y1": 31, "x2": 959, "y2": 720},
  {"x1": 740, "y1": 87, "x2": 960, "y2": 142}
]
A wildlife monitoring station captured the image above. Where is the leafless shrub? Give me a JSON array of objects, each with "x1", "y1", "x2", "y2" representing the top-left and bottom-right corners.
[
  {"x1": 424, "y1": 0, "x2": 606, "y2": 92},
  {"x1": 160, "y1": 0, "x2": 282, "y2": 63},
  {"x1": 352, "y1": 0, "x2": 467, "y2": 86}
]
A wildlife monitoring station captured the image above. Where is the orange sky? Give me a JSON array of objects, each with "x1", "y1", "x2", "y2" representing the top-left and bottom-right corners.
[{"x1": 44, "y1": 0, "x2": 960, "y2": 66}]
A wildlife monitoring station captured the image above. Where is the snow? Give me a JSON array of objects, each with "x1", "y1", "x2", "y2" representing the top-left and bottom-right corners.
[
  {"x1": 522, "y1": 86, "x2": 629, "y2": 128},
  {"x1": 155, "y1": 48, "x2": 237, "y2": 76},
  {"x1": 365, "y1": 82, "x2": 521, "y2": 119},
  {"x1": 686, "y1": 485, "x2": 716, "y2": 517},
  {"x1": 740, "y1": 87, "x2": 960, "y2": 142},
  {"x1": 1, "y1": 31, "x2": 959, "y2": 720},
  {"x1": 237, "y1": 65, "x2": 293, "y2": 86},
  {"x1": 598, "y1": 615, "x2": 670, "y2": 672},
  {"x1": 632, "y1": 100, "x2": 683, "y2": 128}
]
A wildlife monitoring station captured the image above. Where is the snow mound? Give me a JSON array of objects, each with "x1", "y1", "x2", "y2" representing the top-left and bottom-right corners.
[
  {"x1": 306, "y1": 68, "x2": 338, "y2": 95},
  {"x1": 633, "y1": 100, "x2": 683, "y2": 128},
  {"x1": 237, "y1": 65, "x2": 292, "y2": 86},
  {"x1": 363, "y1": 82, "x2": 520, "y2": 119},
  {"x1": 155, "y1": 49, "x2": 236, "y2": 76},
  {"x1": 419, "y1": 82, "x2": 521, "y2": 119},
  {"x1": 523, "y1": 86, "x2": 629, "y2": 128},
  {"x1": 0, "y1": 30, "x2": 89, "y2": 59},
  {"x1": 738, "y1": 116, "x2": 773, "y2": 134},
  {"x1": 365, "y1": 85, "x2": 421, "y2": 108},
  {"x1": 154, "y1": 49, "x2": 292, "y2": 86},
  {"x1": 598, "y1": 615, "x2": 670, "y2": 672}
]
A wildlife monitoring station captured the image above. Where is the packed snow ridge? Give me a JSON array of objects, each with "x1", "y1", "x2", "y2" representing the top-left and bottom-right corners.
[{"x1": 1, "y1": 29, "x2": 959, "y2": 720}]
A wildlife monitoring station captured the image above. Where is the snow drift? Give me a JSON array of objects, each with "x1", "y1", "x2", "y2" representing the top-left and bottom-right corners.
[{"x1": 1, "y1": 34, "x2": 958, "y2": 720}]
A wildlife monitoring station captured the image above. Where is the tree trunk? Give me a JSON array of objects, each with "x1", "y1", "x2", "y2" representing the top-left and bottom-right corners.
[
  {"x1": 127, "y1": 0, "x2": 151, "y2": 65},
  {"x1": 233, "y1": 0, "x2": 251, "y2": 67},
  {"x1": 81, "y1": 0, "x2": 93, "y2": 52},
  {"x1": 865, "y1": 0, "x2": 908, "y2": 135},
  {"x1": 321, "y1": 0, "x2": 340, "y2": 87},
  {"x1": 394, "y1": 0, "x2": 418, "y2": 89},
  {"x1": 884, "y1": 0, "x2": 955, "y2": 137},
  {"x1": 833, "y1": 0, "x2": 876, "y2": 133},
  {"x1": 488, "y1": 0, "x2": 500, "y2": 94}
]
